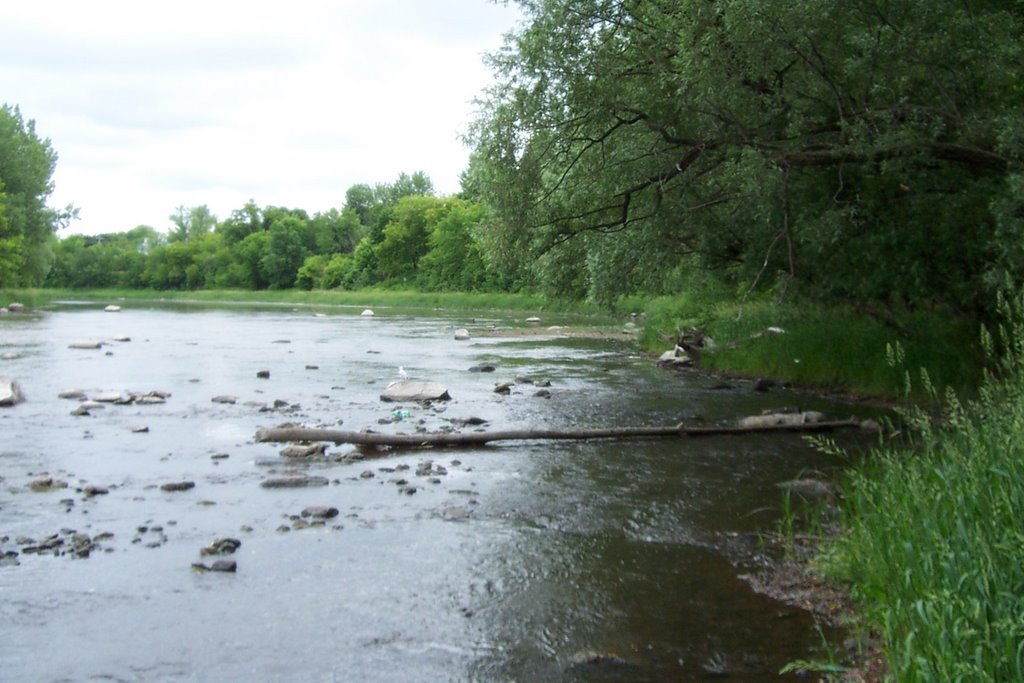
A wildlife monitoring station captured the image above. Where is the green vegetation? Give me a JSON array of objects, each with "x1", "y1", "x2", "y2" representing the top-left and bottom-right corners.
[
  {"x1": 469, "y1": 1, "x2": 1022, "y2": 314},
  {"x1": 822, "y1": 295, "x2": 1024, "y2": 681},
  {"x1": 0, "y1": 105, "x2": 76, "y2": 287}
]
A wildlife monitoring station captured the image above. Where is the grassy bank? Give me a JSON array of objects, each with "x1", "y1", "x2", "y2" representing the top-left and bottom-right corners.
[
  {"x1": 634, "y1": 294, "x2": 984, "y2": 401},
  {"x1": 819, "y1": 317, "x2": 1024, "y2": 680}
]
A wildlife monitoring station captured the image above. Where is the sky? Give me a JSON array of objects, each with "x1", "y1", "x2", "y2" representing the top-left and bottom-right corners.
[{"x1": 0, "y1": 1, "x2": 522, "y2": 236}]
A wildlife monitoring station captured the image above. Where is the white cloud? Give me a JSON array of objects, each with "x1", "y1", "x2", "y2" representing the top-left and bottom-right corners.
[{"x1": 0, "y1": 0, "x2": 521, "y2": 235}]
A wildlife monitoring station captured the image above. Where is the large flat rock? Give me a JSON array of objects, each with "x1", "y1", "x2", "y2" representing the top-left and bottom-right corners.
[{"x1": 380, "y1": 380, "x2": 451, "y2": 403}]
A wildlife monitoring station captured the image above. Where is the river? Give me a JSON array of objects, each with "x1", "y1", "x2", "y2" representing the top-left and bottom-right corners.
[{"x1": 0, "y1": 301, "x2": 874, "y2": 681}]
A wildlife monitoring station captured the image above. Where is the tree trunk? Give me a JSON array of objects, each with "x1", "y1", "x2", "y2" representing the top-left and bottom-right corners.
[{"x1": 255, "y1": 418, "x2": 868, "y2": 449}]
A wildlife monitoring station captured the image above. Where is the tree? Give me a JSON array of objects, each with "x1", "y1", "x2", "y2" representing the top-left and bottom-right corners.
[
  {"x1": 0, "y1": 104, "x2": 75, "y2": 285},
  {"x1": 469, "y1": 1, "x2": 1024, "y2": 311},
  {"x1": 169, "y1": 205, "x2": 217, "y2": 243},
  {"x1": 417, "y1": 199, "x2": 491, "y2": 291},
  {"x1": 261, "y1": 216, "x2": 309, "y2": 288}
]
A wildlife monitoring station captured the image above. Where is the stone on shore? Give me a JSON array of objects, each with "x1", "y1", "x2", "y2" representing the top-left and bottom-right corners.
[
  {"x1": 8, "y1": 302, "x2": 25, "y2": 313},
  {"x1": 453, "y1": 328, "x2": 471, "y2": 340},
  {"x1": 380, "y1": 380, "x2": 451, "y2": 403}
]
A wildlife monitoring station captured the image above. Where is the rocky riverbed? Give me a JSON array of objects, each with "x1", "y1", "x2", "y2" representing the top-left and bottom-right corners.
[{"x1": 0, "y1": 302, "x2": 880, "y2": 681}]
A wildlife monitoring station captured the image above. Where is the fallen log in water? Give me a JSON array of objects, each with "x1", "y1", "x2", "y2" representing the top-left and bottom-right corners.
[{"x1": 255, "y1": 418, "x2": 870, "y2": 449}]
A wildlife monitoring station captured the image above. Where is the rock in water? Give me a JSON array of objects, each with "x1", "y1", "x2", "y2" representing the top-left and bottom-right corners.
[
  {"x1": 301, "y1": 506, "x2": 339, "y2": 519},
  {"x1": 379, "y1": 380, "x2": 451, "y2": 402},
  {"x1": 453, "y1": 328, "x2": 471, "y2": 340},
  {"x1": 104, "y1": 305, "x2": 122, "y2": 313},
  {"x1": 260, "y1": 476, "x2": 330, "y2": 489},
  {"x1": 0, "y1": 378, "x2": 24, "y2": 407},
  {"x1": 68, "y1": 339, "x2": 104, "y2": 350},
  {"x1": 160, "y1": 481, "x2": 196, "y2": 492}
]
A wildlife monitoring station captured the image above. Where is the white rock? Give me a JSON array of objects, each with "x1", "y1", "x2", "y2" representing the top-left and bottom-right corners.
[
  {"x1": 526, "y1": 316, "x2": 541, "y2": 324},
  {"x1": 104, "y1": 305, "x2": 122, "y2": 313},
  {"x1": 7, "y1": 302, "x2": 24, "y2": 313},
  {"x1": 361, "y1": 309, "x2": 375, "y2": 317},
  {"x1": 453, "y1": 329, "x2": 471, "y2": 341},
  {"x1": 0, "y1": 378, "x2": 25, "y2": 406}
]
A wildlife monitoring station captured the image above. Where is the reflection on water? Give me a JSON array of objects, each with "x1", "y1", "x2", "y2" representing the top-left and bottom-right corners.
[{"x1": 0, "y1": 303, "x2": 876, "y2": 681}]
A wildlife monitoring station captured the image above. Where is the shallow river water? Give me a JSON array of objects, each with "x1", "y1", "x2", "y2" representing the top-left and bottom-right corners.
[{"x1": 1, "y1": 301, "x2": 875, "y2": 682}]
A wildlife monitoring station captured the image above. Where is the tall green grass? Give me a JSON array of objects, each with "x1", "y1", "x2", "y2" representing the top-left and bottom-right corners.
[{"x1": 823, "y1": 293, "x2": 1024, "y2": 680}]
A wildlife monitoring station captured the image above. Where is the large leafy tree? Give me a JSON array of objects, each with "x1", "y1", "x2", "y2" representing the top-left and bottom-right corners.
[
  {"x1": 470, "y1": 1, "x2": 1023, "y2": 311},
  {"x1": 0, "y1": 104, "x2": 74, "y2": 285}
]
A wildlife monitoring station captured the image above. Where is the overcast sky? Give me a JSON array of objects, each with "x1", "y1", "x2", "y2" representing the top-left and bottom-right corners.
[{"x1": 0, "y1": 1, "x2": 522, "y2": 236}]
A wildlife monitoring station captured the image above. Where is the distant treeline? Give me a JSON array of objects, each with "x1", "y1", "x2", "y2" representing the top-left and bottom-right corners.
[{"x1": 45, "y1": 172, "x2": 505, "y2": 294}]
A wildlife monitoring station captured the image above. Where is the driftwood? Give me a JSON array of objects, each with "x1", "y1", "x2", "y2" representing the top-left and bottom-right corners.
[{"x1": 254, "y1": 418, "x2": 868, "y2": 449}]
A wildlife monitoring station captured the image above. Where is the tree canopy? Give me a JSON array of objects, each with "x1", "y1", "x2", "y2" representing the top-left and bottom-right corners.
[
  {"x1": 0, "y1": 104, "x2": 74, "y2": 286},
  {"x1": 468, "y1": 0, "x2": 1024, "y2": 312}
]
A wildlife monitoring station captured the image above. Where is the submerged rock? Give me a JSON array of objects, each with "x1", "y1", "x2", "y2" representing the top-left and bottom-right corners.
[
  {"x1": 160, "y1": 481, "x2": 196, "y2": 492},
  {"x1": 280, "y1": 443, "x2": 329, "y2": 458},
  {"x1": 192, "y1": 559, "x2": 237, "y2": 573},
  {"x1": 211, "y1": 395, "x2": 238, "y2": 404},
  {"x1": 260, "y1": 475, "x2": 330, "y2": 489}
]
